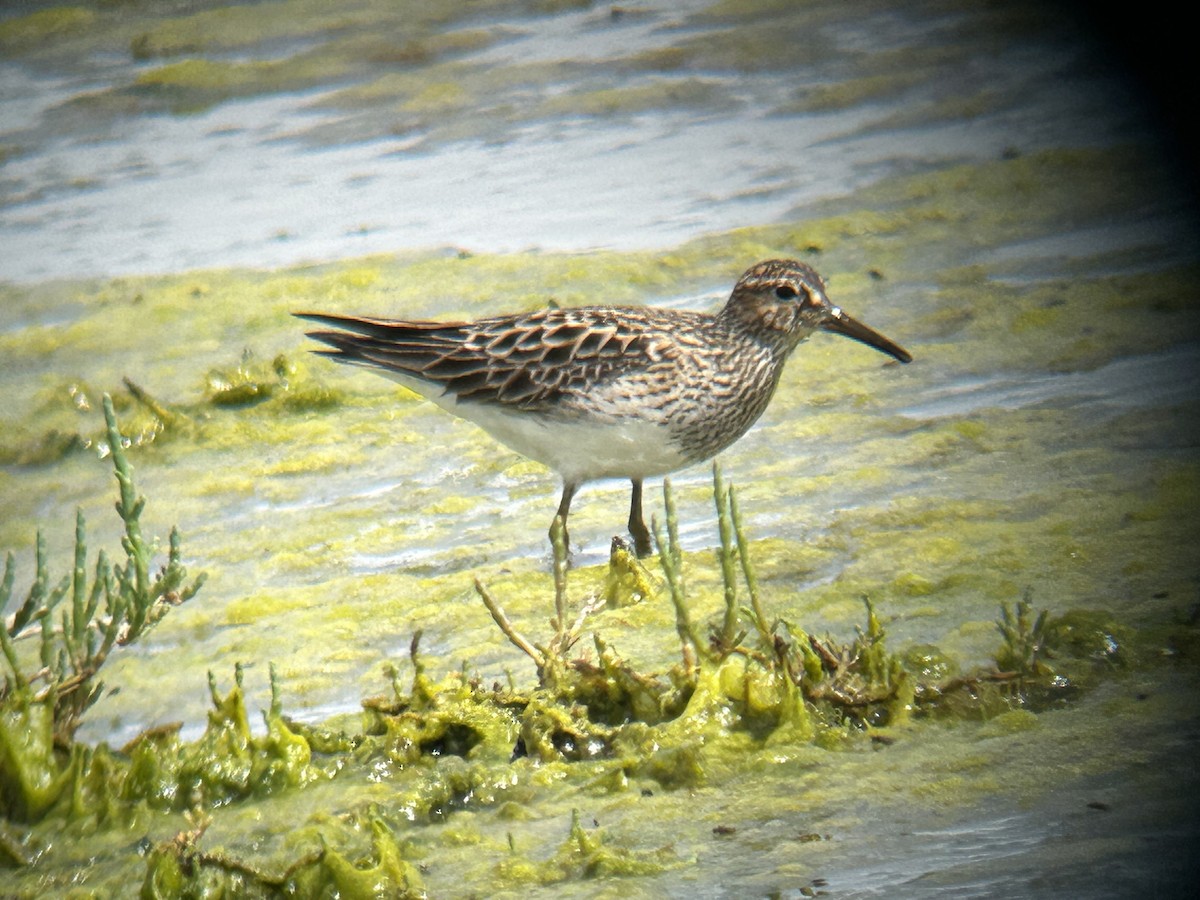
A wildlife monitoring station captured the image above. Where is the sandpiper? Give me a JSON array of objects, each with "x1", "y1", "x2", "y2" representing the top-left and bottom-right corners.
[{"x1": 297, "y1": 259, "x2": 911, "y2": 557}]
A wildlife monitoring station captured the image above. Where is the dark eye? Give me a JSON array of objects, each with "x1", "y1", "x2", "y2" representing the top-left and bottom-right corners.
[{"x1": 774, "y1": 284, "x2": 798, "y2": 300}]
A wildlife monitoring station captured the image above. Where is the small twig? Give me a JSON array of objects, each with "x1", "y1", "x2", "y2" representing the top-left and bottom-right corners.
[
  {"x1": 808, "y1": 635, "x2": 844, "y2": 673},
  {"x1": 570, "y1": 594, "x2": 604, "y2": 636},
  {"x1": 474, "y1": 577, "x2": 544, "y2": 668},
  {"x1": 725, "y1": 643, "x2": 774, "y2": 669},
  {"x1": 123, "y1": 376, "x2": 189, "y2": 430}
]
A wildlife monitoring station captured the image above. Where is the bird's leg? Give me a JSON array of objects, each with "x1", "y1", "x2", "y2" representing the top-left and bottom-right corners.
[
  {"x1": 553, "y1": 481, "x2": 578, "y2": 555},
  {"x1": 628, "y1": 478, "x2": 653, "y2": 558}
]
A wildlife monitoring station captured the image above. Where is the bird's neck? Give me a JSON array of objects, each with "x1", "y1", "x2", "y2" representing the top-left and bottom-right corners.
[{"x1": 716, "y1": 304, "x2": 809, "y2": 360}]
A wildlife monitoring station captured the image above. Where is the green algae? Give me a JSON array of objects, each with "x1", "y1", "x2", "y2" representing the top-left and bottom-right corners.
[
  {"x1": 790, "y1": 72, "x2": 928, "y2": 113},
  {"x1": 127, "y1": 0, "x2": 513, "y2": 61},
  {"x1": 602, "y1": 540, "x2": 657, "y2": 609},
  {"x1": 0, "y1": 1, "x2": 505, "y2": 133},
  {"x1": 6, "y1": 0, "x2": 758, "y2": 143},
  {"x1": 0, "y1": 7, "x2": 95, "y2": 52},
  {"x1": 128, "y1": 22, "x2": 502, "y2": 116},
  {"x1": 139, "y1": 805, "x2": 422, "y2": 899},
  {"x1": 4, "y1": 0, "x2": 1048, "y2": 161},
  {"x1": 538, "y1": 78, "x2": 733, "y2": 119},
  {"x1": 6, "y1": 430, "x2": 1154, "y2": 893},
  {"x1": 129, "y1": 3, "x2": 366, "y2": 59},
  {"x1": 0, "y1": 698, "x2": 67, "y2": 823}
]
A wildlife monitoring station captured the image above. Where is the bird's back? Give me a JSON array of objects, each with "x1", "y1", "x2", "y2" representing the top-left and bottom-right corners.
[{"x1": 298, "y1": 305, "x2": 720, "y2": 412}]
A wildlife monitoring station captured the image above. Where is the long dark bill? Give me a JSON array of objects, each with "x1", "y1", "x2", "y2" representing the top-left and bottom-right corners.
[{"x1": 820, "y1": 307, "x2": 912, "y2": 363}]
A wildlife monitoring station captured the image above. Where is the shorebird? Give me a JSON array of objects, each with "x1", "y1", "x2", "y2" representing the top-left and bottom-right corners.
[{"x1": 297, "y1": 259, "x2": 911, "y2": 557}]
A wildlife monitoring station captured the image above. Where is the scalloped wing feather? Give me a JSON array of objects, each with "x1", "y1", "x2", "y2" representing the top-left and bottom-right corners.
[{"x1": 298, "y1": 308, "x2": 682, "y2": 410}]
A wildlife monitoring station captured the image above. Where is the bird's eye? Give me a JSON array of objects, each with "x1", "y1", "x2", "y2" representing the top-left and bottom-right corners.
[{"x1": 774, "y1": 285, "x2": 799, "y2": 300}]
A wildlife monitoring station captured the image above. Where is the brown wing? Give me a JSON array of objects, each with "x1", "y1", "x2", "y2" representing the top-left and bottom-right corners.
[{"x1": 296, "y1": 307, "x2": 676, "y2": 409}]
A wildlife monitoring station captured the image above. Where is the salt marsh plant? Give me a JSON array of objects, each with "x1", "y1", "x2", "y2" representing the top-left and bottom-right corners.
[
  {"x1": 1, "y1": 395, "x2": 205, "y2": 821},
  {"x1": 475, "y1": 462, "x2": 921, "y2": 745}
]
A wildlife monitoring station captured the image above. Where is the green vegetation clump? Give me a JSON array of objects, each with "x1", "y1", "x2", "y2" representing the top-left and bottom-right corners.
[
  {"x1": 204, "y1": 350, "x2": 342, "y2": 411},
  {"x1": 0, "y1": 351, "x2": 343, "y2": 467},
  {"x1": 2, "y1": 396, "x2": 205, "y2": 823},
  {"x1": 141, "y1": 813, "x2": 422, "y2": 899},
  {"x1": 472, "y1": 463, "x2": 1096, "y2": 760}
]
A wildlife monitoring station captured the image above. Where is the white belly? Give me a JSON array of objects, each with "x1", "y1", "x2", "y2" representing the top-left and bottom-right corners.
[
  {"x1": 462, "y1": 402, "x2": 691, "y2": 483},
  {"x1": 381, "y1": 371, "x2": 692, "y2": 484}
]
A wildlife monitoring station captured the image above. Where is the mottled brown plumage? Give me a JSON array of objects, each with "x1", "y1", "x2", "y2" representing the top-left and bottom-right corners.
[{"x1": 297, "y1": 259, "x2": 911, "y2": 556}]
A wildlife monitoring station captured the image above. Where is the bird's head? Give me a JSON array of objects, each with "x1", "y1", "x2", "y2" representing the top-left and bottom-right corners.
[{"x1": 722, "y1": 259, "x2": 912, "y2": 363}]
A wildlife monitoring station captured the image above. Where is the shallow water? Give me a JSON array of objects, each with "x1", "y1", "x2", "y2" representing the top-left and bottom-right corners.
[
  {"x1": 898, "y1": 343, "x2": 1200, "y2": 420},
  {"x1": 2, "y1": 0, "x2": 1199, "y2": 896},
  {"x1": 0, "y1": 0, "x2": 1145, "y2": 284}
]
